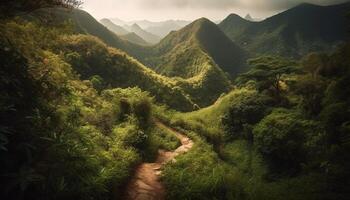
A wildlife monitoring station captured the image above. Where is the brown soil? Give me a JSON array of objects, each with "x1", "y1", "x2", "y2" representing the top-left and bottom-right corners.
[{"x1": 122, "y1": 121, "x2": 193, "y2": 200}]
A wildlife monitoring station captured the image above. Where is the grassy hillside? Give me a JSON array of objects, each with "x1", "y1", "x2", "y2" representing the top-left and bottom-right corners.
[
  {"x1": 57, "y1": 34, "x2": 197, "y2": 111},
  {"x1": 219, "y1": 2, "x2": 350, "y2": 58}
]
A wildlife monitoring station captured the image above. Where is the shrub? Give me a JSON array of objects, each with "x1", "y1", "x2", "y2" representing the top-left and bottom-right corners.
[
  {"x1": 133, "y1": 98, "x2": 152, "y2": 129},
  {"x1": 222, "y1": 93, "x2": 273, "y2": 141},
  {"x1": 114, "y1": 120, "x2": 148, "y2": 149},
  {"x1": 253, "y1": 108, "x2": 319, "y2": 175}
]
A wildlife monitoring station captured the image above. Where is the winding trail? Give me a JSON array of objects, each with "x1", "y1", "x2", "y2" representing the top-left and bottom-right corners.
[{"x1": 123, "y1": 121, "x2": 194, "y2": 200}]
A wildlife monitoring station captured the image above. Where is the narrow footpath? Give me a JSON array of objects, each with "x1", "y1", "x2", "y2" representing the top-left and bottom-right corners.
[{"x1": 123, "y1": 121, "x2": 194, "y2": 200}]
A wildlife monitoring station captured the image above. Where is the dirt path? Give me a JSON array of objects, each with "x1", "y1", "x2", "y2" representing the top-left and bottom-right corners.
[{"x1": 122, "y1": 121, "x2": 193, "y2": 200}]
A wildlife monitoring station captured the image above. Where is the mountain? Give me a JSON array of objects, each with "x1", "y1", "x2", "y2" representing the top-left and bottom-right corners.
[
  {"x1": 41, "y1": 8, "x2": 150, "y2": 59},
  {"x1": 145, "y1": 18, "x2": 248, "y2": 78},
  {"x1": 108, "y1": 18, "x2": 191, "y2": 38},
  {"x1": 59, "y1": 34, "x2": 197, "y2": 111},
  {"x1": 99, "y1": 19, "x2": 149, "y2": 46},
  {"x1": 219, "y1": 14, "x2": 253, "y2": 42},
  {"x1": 128, "y1": 18, "x2": 249, "y2": 106},
  {"x1": 109, "y1": 17, "x2": 127, "y2": 26},
  {"x1": 111, "y1": 19, "x2": 191, "y2": 29},
  {"x1": 100, "y1": 18, "x2": 129, "y2": 35},
  {"x1": 120, "y1": 32, "x2": 149, "y2": 46},
  {"x1": 219, "y1": 2, "x2": 350, "y2": 58},
  {"x1": 244, "y1": 14, "x2": 254, "y2": 21},
  {"x1": 124, "y1": 23, "x2": 161, "y2": 44},
  {"x1": 42, "y1": 9, "x2": 246, "y2": 108}
]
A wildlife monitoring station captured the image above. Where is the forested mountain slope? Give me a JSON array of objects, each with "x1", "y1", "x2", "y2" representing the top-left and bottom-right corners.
[
  {"x1": 219, "y1": 2, "x2": 350, "y2": 57},
  {"x1": 144, "y1": 18, "x2": 248, "y2": 78}
]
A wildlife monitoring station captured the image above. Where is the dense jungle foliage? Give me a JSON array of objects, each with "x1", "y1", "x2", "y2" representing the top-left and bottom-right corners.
[{"x1": 1, "y1": 1, "x2": 349, "y2": 200}]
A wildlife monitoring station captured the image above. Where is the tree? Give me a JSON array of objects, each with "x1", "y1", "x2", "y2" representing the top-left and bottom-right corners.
[
  {"x1": 292, "y1": 75, "x2": 326, "y2": 116},
  {"x1": 222, "y1": 93, "x2": 273, "y2": 142},
  {"x1": 301, "y1": 52, "x2": 329, "y2": 78},
  {"x1": 0, "y1": 0, "x2": 82, "y2": 18},
  {"x1": 239, "y1": 56, "x2": 300, "y2": 98},
  {"x1": 133, "y1": 98, "x2": 152, "y2": 129},
  {"x1": 90, "y1": 75, "x2": 104, "y2": 92},
  {"x1": 253, "y1": 108, "x2": 319, "y2": 174}
]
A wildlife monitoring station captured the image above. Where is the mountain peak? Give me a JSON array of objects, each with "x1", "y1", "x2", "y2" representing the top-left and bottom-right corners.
[
  {"x1": 220, "y1": 13, "x2": 250, "y2": 28},
  {"x1": 100, "y1": 18, "x2": 111, "y2": 22},
  {"x1": 295, "y1": 2, "x2": 317, "y2": 8},
  {"x1": 227, "y1": 14, "x2": 244, "y2": 20},
  {"x1": 131, "y1": 23, "x2": 142, "y2": 29},
  {"x1": 181, "y1": 17, "x2": 218, "y2": 35},
  {"x1": 193, "y1": 17, "x2": 212, "y2": 25},
  {"x1": 244, "y1": 14, "x2": 253, "y2": 21}
]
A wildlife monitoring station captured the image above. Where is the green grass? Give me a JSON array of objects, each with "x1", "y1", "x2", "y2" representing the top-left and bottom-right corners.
[
  {"x1": 143, "y1": 125, "x2": 181, "y2": 161},
  {"x1": 162, "y1": 132, "x2": 239, "y2": 200}
]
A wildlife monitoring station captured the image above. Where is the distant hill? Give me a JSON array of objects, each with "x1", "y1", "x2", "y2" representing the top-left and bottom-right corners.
[
  {"x1": 110, "y1": 18, "x2": 191, "y2": 29},
  {"x1": 124, "y1": 23, "x2": 161, "y2": 44},
  {"x1": 120, "y1": 32, "x2": 149, "y2": 46},
  {"x1": 219, "y1": 2, "x2": 350, "y2": 58},
  {"x1": 145, "y1": 18, "x2": 248, "y2": 78},
  {"x1": 109, "y1": 18, "x2": 191, "y2": 38},
  {"x1": 99, "y1": 18, "x2": 149, "y2": 46},
  {"x1": 100, "y1": 18, "x2": 129, "y2": 35}
]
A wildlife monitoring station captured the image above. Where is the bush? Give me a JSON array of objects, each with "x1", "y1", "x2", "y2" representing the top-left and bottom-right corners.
[
  {"x1": 253, "y1": 108, "x2": 319, "y2": 175},
  {"x1": 133, "y1": 98, "x2": 152, "y2": 129},
  {"x1": 222, "y1": 93, "x2": 273, "y2": 141},
  {"x1": 114, "y1": 119, "x2": 148, "y2": 149}
]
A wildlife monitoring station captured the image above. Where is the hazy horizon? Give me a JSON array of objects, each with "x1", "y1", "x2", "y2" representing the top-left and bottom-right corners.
[{"x1": 82, "y1": 0, "x2": 349, "y2": 21}]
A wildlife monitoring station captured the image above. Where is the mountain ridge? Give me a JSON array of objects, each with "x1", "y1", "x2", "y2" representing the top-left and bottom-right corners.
[
  {"x1": 100, "y1": 18, "x2": 129, "y2": 35},
  {"x1": 124, "y1": 23, "x2": 161, "y2": 44},
  {"x1": 219, "y1": 2, "x2": 350, "y2": 57},
  {"x1": 146, "y1": 17, "x2": 248, "y2": 78}
]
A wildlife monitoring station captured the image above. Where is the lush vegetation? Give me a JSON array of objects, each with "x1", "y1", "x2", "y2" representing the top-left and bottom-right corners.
[
  {"x1": 160, "y1": 43, "x2": 350, "y2": 199},
  {"x1": 0, "y1": 17, "x2": 179, "y2": 199},
  {"x1": 1, "y1": 1, "x2": 350, "y2": 200}
]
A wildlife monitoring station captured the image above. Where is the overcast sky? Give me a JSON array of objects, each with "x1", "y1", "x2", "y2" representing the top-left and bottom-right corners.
[{"x1": 82, "y1": 0, "x2": 349, "y2": 21}]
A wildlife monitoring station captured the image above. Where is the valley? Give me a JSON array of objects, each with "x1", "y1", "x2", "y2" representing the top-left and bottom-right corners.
[{"x1": 1, "y1": 1, "x2": 350, "y2": 200}]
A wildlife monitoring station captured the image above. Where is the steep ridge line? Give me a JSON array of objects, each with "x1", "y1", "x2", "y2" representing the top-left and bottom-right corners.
[{"x1": 122, "y1": 121, "x2": 194, "y2": 200}]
